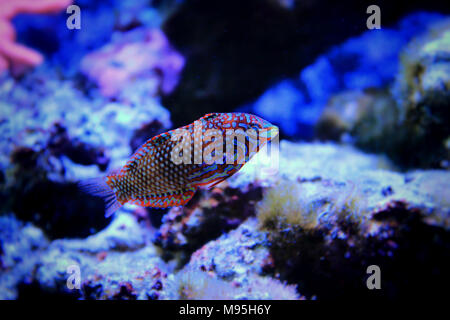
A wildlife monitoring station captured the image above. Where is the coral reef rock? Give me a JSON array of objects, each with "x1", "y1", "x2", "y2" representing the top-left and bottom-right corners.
[
  {"x1": 163, "y1": 1, "x2": 450, "y2": 129},
  {"x1": 154, "y1": 181, "x2": 263, "y2": 264},
  {"x1": 0, "y1": 215, "x2": 49, "y2": 299},
  {"x1": 15, "y1": 212, "x2": 172, "y2": 300},
  {"x1": 0, "y1": 0, "x2": 72, "y2": 75},
  {"x1": 242, "y1": 12, "x2": 446, "y2": 139},
  {"x1": 316, "y1": 16, "x2": 450, "y2": 169},
  {"x1": 13, "y1": 0, "x2": 164, "y2": 76},
  {"x1": 183, "y1": 142, "x2": 449, "y2": 300},
  {"x1": 0, "y1": 68, "x2": 171, "y2": 239},
  {"x1": 392, "y1": 18, "x2": 450, "y2": 168},
  {"x1": 1, "y1": 142, "x2": 448, "y2": 300}
]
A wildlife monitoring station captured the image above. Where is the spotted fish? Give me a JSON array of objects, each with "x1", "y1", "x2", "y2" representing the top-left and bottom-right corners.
[{"x1": 79, "y1": 113, "x2": 279, "y2": 217}]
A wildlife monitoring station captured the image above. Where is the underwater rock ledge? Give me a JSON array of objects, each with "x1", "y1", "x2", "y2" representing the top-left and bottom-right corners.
[{"x1": 1, "y1": 142, "x2": 448, "y2": 300}]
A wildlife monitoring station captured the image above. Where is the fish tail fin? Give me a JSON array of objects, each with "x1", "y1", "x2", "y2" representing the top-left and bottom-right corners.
[{"x1": 78, "y1": 176, "x2": 123, "y2": 218}]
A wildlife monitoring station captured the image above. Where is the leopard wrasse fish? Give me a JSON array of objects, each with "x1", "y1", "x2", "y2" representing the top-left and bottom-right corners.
[{"x1": 79, "y1": 112, "x2": 279, "y2": 217}]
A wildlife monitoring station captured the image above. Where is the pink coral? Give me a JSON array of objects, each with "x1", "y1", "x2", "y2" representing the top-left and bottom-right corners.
[
  {"x1": 0, "y1": 0, "x2": 72, "y2": 74},
  {"x1": 81, "y1": 28, "x2": 185, "y2": 98}
]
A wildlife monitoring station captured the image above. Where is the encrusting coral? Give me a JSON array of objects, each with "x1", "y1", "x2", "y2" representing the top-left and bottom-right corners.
[
  {"x1": 80, "y1": 28, "x2": 185, "y2": 98},
  {"x1": 257, "y1": 179, "x2": 367, "y2": 234},
  {"x1": 257, "y1": 180, "x2": 318, "y2": 232},
  {"x1": 167, "y1": 269, "x2": 300, "y2": 300},
  {"x1": 0, "y1": 0, "x2": 72, "y2": 74}
]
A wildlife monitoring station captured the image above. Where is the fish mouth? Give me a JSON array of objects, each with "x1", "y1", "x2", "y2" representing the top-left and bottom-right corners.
[{"x1": 259, "y1": 125, "x2": 279, "y2": 141}]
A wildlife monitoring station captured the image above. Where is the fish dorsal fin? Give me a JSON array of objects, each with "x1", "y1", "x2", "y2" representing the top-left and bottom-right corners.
[
  {"x1": 129, "y1": 187, "x2": 197, "y2": 208},
  {"x1": 124, "y1": 132, "x2": 172, "y2": 172},
  {"x1": 199, "y1": 113, "x2": 221, "y2": 122},
  {"x1": 147, "y1": 132, "x2": 172, "y2": 147},
  {"x1": 136, "y1": 132, "x2": 172, "y2": 154}
]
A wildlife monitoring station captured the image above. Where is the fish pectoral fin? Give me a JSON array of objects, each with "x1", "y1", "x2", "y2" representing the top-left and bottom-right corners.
[
  {"x1": 195, "y1": 176, "x2": 228, "y2": 189},
  {"x1": 130, "y1": 187, "x2": 197, "y2": 208},
  {"x1": 188, "y1": 163, "x2": 243, "y2": 189}
]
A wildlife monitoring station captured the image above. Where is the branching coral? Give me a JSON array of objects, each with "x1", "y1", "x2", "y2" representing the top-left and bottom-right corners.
[{"x1": 0, "y1": 0, "x2": 72, "y2": 74}]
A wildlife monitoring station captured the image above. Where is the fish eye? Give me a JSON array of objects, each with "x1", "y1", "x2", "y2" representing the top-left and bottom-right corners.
[{"x1": 251, "y1": 124, "x2": 261, "y2": 131}]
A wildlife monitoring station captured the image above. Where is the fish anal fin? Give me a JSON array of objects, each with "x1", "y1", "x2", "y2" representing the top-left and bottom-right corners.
[{"x1": 130, "y1": 188, "x2": 196, "y2": 208}]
